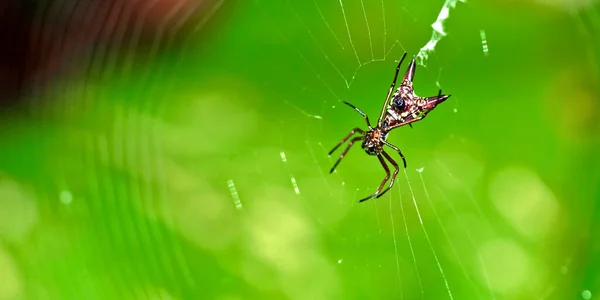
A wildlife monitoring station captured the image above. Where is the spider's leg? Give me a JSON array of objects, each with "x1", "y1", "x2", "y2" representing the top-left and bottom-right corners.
[
  {"x1": 358, "y1": 154, "x2": 390, "y2": 203},
  {"x1": 382, "y1": 140, "x2": 407, "y2": 168},
  {"x1": 409, "y1": 124, "x2": 413, "y2": 129},
  {"x1": 328, "y1": 128, "x2": 365, "y2": 155},
  {"x1": 376, "y1": 151, "x2": 400, "y2": 199},
  {"x1": 343, "y1": 101, "x2": 372, "y2": 129},
  {"x1": 330, "y1": 136, "x2": 363, "y2": 174},
  {"x1": 377, "y1": 52, "x2": 407, "y2": 127}
]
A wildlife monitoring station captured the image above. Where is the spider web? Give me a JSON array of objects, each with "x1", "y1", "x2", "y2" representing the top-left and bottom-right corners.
[
  {"x1": 252, "y1": 0, "x2": 497, "y2": 299},
  {"x1": 246, "y1": 0, "x2": 598, "y2": 299}
]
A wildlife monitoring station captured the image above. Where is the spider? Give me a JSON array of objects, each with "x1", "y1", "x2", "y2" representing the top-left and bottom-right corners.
[{"x1": 328, "y1": 52, "x2": 450, "y2": 203}]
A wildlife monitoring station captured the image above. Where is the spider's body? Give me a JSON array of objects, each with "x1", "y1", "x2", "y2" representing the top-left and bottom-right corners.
[
  {"x1": 328, "y1": 53, "x2": 450, "y2": 202},
  {"x1": 383, "y1": 85, "x2": 449, "y2": 129},
  {"x1": 383, "y1": 58, "x2": 450, "y2": 130},
  {"x1": 361, "y1": 128, "x2": 386, "y2": 156}
]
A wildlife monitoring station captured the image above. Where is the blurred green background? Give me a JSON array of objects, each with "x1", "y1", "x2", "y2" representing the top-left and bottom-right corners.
[{"x1": 0, "y1": 0, "x2": 599, "y2": 299}]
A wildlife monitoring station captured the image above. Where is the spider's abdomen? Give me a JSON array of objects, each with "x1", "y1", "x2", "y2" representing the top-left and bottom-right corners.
[{"x1": 383, "y1": 93, "x2": 427, "y2": 129}]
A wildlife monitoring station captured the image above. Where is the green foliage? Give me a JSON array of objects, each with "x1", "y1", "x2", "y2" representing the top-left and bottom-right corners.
[{"x1": 0, "y1": 1, "x2": 599, "y2": 299}]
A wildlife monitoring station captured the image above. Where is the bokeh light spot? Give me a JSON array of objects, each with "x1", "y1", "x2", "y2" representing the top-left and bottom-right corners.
[
  {"x1": 582, "y1": 290, "x2": 592, "y2": 300},
  {"x1": 0, "y1": 244, "x2": 22, "y2": 300},
  {"x1": 59, "y1": 190, "x2": 73, "y2": 205},
  {"x1": 478, "y1": 238, "x2": 531, "y2": 294},
  {"x1": 0, "y1": 179, "x2": 38, "y2": 245},
  {"x1": 489, "y1": 167, "x2": 559, "y2": 240}
]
